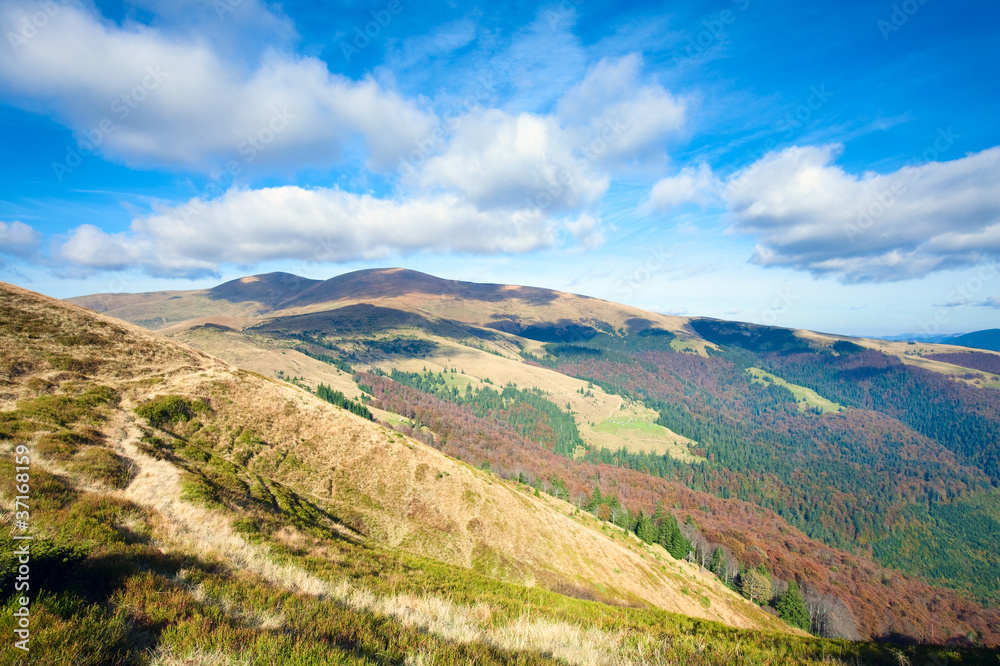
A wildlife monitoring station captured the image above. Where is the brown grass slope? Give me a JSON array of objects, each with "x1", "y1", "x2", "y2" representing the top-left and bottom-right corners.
[{"x1": 1, "y1": 280, "x2": 792, "y2": 637}]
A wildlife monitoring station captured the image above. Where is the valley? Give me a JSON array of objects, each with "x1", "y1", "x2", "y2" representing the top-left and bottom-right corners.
[
  {"x1": 57, "y1": 269, "x2": 1000, "y2": 651},
  {"x1": 2, "y1": 269, "x2": 999, "y2": 663}
]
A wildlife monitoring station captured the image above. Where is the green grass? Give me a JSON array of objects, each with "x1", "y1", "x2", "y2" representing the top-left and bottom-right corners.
[
  {"x1": 746, "y1": 367, "x2": 843, "y2": 413},
  {"x1": 439, "y1": 370, "x2": 478, "y2": 390},
  {"x1": 4, "y1": 412, "x2": 999, "y2": 665},
  {"x1": 670, "y1": 338, "x2": 702, "y2": 353},
  {"x1": 593, "y1": 413, "x2": 703, "y2": 460},
  {"x1": 594, "y1": 415, "x2": 665, "y2": 437}
]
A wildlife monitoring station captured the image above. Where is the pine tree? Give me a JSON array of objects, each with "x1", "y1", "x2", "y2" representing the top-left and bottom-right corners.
[
  {"x1": 635, "y1": 511, "x2": 657, "y2": 544},
  {"x1": 709, "y1": 547, "x2": 727, "y2": 580},
  {"x1": 658, "y1": 513, "x2": 692, "y2": 560},
  {"x1": 588, "y1": 486, "x2": 603, "y2": 512},
  {"x1": 775, "y1": 581, "x2": 811, "y2": 631}
]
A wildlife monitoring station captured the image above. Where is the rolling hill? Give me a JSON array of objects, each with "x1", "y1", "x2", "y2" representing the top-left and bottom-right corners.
[
  {"x1": 944, "y1": 329, "x2": 1000, "y2": 353},
  {"x1": 2, "y1": 279, "x2": 884, "y2": 665},
  {"x1": 60, "y1": 269, "x2": 1000, "y2": 653}
]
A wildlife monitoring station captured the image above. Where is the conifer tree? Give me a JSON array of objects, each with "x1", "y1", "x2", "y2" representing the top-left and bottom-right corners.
[
  {"x1": 588, "y1": 486, "x2": 603, "y2": 512},
  {"x1": 776, "y1": 581, "x2": 811, "y2": 631},
  {"x1": 709, "y1": 547, "x2": 727, "y2": 580},
  {"x1": 635, "y1": 511, "x2": 657, "y2": 544}
]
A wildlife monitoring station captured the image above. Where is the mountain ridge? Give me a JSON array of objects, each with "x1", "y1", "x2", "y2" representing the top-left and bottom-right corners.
[
  {"x1": 4, "y1": 278, "x2": 838, "y2": 666},
  {"x1": 58, "y1": 269, "x2": 1000, "y2": 648}
]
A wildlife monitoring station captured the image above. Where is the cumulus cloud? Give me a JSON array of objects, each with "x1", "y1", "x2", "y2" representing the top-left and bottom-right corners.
[
  {"x1": 725, "y1": 144, "x2": 1000, "y2": 282},
  {"x1": 565, "y1": 213, "x2": 604, "y2": 251},
  {"x1": 403, "y1": 54, "x2": 684, "y2": 229},
  {"x1": 647, "y1": 144, "x2": 1000, "y2": 283},
  {"x1": 654, "y1": 306, "x2": 689, "y2": 315},
  {"x1": 53, "y1": 186, "x2": 570, "y2": 277},
  {"x1": 0, "y1": 221, "x2": 41, "y2": 258},
  {"x1": 411, "y1": 109, "x2": 609, "y2": 212},
  {"x1": 558, "y1": 54, "x2": 687, "y2": 164},
  {"x1": 0, "y1": 1, "x2": 435, "y2": 172},
  {"x1": 645, "y1": 163, "x2": 720, "y2": 211}
]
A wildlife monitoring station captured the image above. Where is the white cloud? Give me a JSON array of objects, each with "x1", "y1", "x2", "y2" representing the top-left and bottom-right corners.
[
  {"x1": 0, "y1": 221, "x2": 41, "y2": 258},
  {"x1": 977, "y1": 296, "x2": 1000, "y2": 309},
  {"x1": 403, "y1": 54, "x2": 685, "y2": 220},
  {"x1": 54, "y1": 186, "x2": 572, "y2": 277},
  {"x1": 645, "y1": 163, "x2": 720, "y2": 210},
  {"x1": 411, "y1": 109, "x2": 609, "y2": 212},
  {"x1": 0, "y1": 1, "x2": 435, "y2": 172},
  {"x1": 648, "y1": 144, "x2": 1000, "y2": 283},
  {"x1": 565, "y1": 213, "x2": 604, "y2": 251},
  {"x1": 654, "y1": 306, "x2": 689, "y2": 315},
  {"x1": 724, "y1": 144, "x2": 1000, "y2": 282},
  {"x1": 558, "y1": 54, "x2": 687, "y2": 164}
]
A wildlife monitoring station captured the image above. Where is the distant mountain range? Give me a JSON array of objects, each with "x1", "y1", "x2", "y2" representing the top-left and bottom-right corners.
[
  {"x1": 877, "y1": 329, "x2": 1000, "y2": 351},
  {"x1": 944, "y1": 329, "x2": 1000, "y2": 352}
]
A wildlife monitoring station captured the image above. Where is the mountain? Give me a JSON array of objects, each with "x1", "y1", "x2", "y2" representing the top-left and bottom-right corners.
[
  {"x1": 4, "y1": 279, "x2": 867, "y2": 665},
  {"x1": 945, "y1": 329, "x2": 1000, "y2": 352},
  {"x1": 63, "y1": 269, "x2": 1000, "y2": 652}
]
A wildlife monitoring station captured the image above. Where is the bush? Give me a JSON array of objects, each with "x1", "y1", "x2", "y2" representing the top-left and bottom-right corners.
[
  {"x1": 134, "y1": 395, "x2": 209, "y2": 427},
  {"x1": 36, "y1": 430, "x2": 97, "y2": 460},
  {"x1": 136, "y1": 433, "x2": 174, "y2": 460},
  {"x1": 17, "y1": 386, "x2": 119, "y2": 427},
  {"x1": 0, "y1": 534, "x2": 89, "y2": 595},
  {"x1": 69, "y1": 448, "x2": 135, "y2": 490}
]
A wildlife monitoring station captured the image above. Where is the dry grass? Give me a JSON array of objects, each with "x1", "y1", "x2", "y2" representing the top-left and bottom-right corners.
[
  {"x1": 170, "y1": 326, "x2": 364, "y2": 398},
  {"x1": 113, "y1": 413, "x2": 718, "y2": 666},
  {"x1": 190, "y1": 367, "x2": 788, "y2": 632},
  {"x1": 6, "y1": 280, "x2": 995, "y2": 665},
  {"x1": 150, "y1": 647, "x2": 252, "y2": 666},
  {"x1": 1, "y1": 280, "x2": 798, "y2": 650}
]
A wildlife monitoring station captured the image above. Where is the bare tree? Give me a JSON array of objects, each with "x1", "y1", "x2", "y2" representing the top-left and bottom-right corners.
[
  {"x1": 802, "y1": 586, "x2": 861, "y2": 640},
  {"x1": 679, "y1": 518, "x2": 711, "y2": 568},
  {"x1": 721, "y1": 546, "x2": 739, "y2": 587},
  {"x1": 771, "y1": 577, "x2": 788, "y2": 605},
  {"x1": 740, "y1": 570, "x2": 772, "y2": 605}
]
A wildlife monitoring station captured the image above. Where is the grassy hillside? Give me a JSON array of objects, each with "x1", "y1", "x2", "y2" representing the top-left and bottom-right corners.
[
  {"x1": 13, "y1": 281, "x2": 957, "y2": 664},
  {"x1": 745, "y1": 368, "x2": 843, "y2": 414},
  {"x1": 64, "y1": 270, "x2": 1000, "y2": 651}
]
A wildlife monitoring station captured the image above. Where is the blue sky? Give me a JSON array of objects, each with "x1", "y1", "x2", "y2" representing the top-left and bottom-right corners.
[{"x1": 0, "y1": 0, "x2": 998, "y2": 337}]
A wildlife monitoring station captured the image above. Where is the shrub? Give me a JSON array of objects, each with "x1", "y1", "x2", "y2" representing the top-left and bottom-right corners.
[
  {"x1": 69, "y1": 448, "x2": 135, "y2": 490},
  {"x1": 17, "y1": 386, "x2": 119, "y2": 427},
  {"x1": 37, "y1": 430, "x2": 95, "y2": 460},
  {"x1": 0, "y1": 534, "x2": 90, "y2": 594},
  {"x1": 134, "y1": 395, "x2": 209, "y2": 427},
  {"x1": 47, "y1": 354, "x2": 102, "y2": 374}
]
